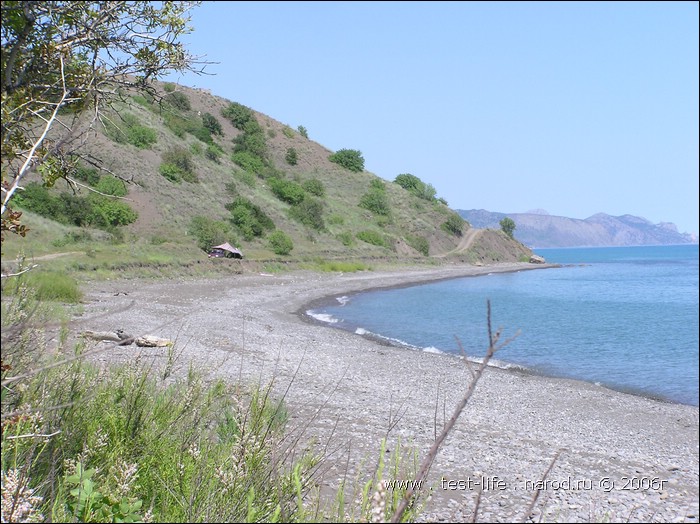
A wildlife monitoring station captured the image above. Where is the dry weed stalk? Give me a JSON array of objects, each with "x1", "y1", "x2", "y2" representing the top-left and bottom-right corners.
[{"x1": 390, "y1": 300, "x2": 519, "y2": 523}]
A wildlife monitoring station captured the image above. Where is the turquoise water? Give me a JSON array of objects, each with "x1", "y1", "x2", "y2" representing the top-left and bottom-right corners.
[{"x1": 308, "y1": 245, "x2": 699, "y2": 406}]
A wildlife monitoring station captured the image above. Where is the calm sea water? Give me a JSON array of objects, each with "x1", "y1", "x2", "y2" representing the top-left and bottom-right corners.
[{"x1": 308, "y1": 245, "x2": 699, "y2": 406}]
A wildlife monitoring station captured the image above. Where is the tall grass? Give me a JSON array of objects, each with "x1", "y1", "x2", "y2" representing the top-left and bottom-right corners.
[{"x1": 0, "y1": 291, "x2": 422, "y2": 523}]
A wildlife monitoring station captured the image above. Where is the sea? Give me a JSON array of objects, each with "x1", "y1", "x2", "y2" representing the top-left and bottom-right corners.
[{"x1": 307, "y1": 245, "x2": 699, "y2": 406}]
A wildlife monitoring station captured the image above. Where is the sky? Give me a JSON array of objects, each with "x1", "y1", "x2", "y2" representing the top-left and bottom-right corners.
[{"x1": 164, "y1": 1, "x2": 699, "y2": 235}]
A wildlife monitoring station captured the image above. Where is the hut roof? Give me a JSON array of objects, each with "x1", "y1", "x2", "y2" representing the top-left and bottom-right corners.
[{"x1": 212, "y1": 243, "x2": 243, "y2": 257}]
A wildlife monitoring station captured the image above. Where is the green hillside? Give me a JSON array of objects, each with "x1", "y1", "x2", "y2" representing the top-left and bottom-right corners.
[{"x1": 3, "y1": 81, "x2": 533, "y2": 276}]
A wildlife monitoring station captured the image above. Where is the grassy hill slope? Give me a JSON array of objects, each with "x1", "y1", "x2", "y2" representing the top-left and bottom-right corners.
[{"x1": 3, "y1": 81, "x2": 533, "y2": 276}]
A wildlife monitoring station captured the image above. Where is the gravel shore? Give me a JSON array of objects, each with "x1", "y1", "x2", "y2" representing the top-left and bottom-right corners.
[{"x1": 75, "y1": 263, "x2": 699, "y2": 523}]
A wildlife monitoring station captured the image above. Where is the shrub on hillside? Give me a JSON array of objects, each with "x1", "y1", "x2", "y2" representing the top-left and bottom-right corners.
[
  {"x1": 441, "y1": 213, "x2": 466, "y2": 236},
  {"x1": 328, "y1": 149, "x2": 364, "y2": 172},
  {"x1": 302, "y1": 178, "x2": 325, "y2": 197},
  {"x1": 221, "y1": 102, "x2": 255, "y2": 130},
  {"x1": 232, "y1": 151, "x2": 265, "y2": 175},
  {"x1": 285, "y1": 147, "x2": 298, "y2": 166},
  {"x1": 226, "y1": 197, "x2": 274, "y2": 240},
  {"x1": 189, "y1": 216, "x2": 234, "y2": 251},
  {"x1": 297, "y1": 125, "x2": 308, "y2": 138},
  {"x1": 289, "y1": 197, "x2": 325, "y2": 231},
  {"x1": 164, "y1": 91, "x2": 191, "y2": 111},
  {"x1": 357, "y1": 229, "x2": 388, "y2": 248},
  {"x1": 268, "y1": 230, "x2": 293, "y2": 255},
  {"x1": 202, "y1": 112, "x2": 223, "y2": 135},
  {"x1": 269, "y1": 177, "x2": 305, "y2": 205}
]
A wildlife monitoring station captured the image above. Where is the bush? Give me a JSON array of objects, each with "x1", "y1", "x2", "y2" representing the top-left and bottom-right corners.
[
  {"x1": 500, "y1": 217, "x2": 516, "y2": 238},
  {"x1": 268, "y1": 230, "x2": 293, "y2": 255},
  {"x1": 289, "y1": 197, "x2": 325, "y2": 231},
  {"x1": 406, "y1": 235, "x2": 430, "y2": 256},
  {"x1": 159, "y1": 163, "x2": 182, "y2": 183},
  {"x1": 232, "y1": 151, "x2": 265, "y2": 174},
  {"x1": 189, "y1": 216, "x2": 234, "y2": 250},
  {"x1": 103, "y1": 113, "x2": 157, "y2": 149},
  {"x1": 164, "y1": 90, "x2": 191, "y2": 111},
  {"x1": 285, "y1": 147, "x2": 298, "y2": 165},
  {"x1": 394, "y1": 173, "x2": 437, "y2": 202},
  {"x1": 269, "y1": 177, "x2": 305, "y2": 205},
  {"x1": 161, "y1": 148, "x2": 197, "y2": 182},
  {"x1": 221, "y1": 101, "x2": 255, "y2": 130},
  {"x1": 302, "y1": 178, "x2": 325, "y2": 197},
  {"x1": 297, "y1": 125, "x2": 308, "y2": 138},
  {"x1": 282, "y1": 126, "x2": 295, "y2": 138},
  {"x1": 6, "y1": 270, "x2": 83, "y2": 302},
  {"x1": 88, "y1": 196, "x2": 138, "y2": 227},
  {"x1": 441, "y1": 213, "x2": 466, "y2": 236},
  {"x1": 359, "y1": 188, "x2": 391, "y2": 216},
  {"x1": 94, "y1": 176, "x2": 127, "y2": 197},
  {"x1": 126, "y1": 123, "x2": 157, "y2": 149},
  {"x1": 163, "y1": 82, "x2": 176, "y2": 92},
  {"x1": 190, "y1": 125, "x2": 213, "y2": 144},
  {"x1": 233, "y1": 125, "x2": 267, "y2": 158},
  {"x1": 357, "y1": 229, "x2": 388, "y2": 248},
  {"x1": 329, "y1": 149, "x2": 364, "y2": 172},
  {"x1": 337, "y1": 231, "x2": 354, "y2": 246},
  {"x1": 202, "y1": 112, "x2": 223, "y2": 135},
  {"x1": 205, "y1": 143, "x2": 223, "y2": 163},
  {"x1": 226, "y1": 197, "x2": 274, "y2": 240}
]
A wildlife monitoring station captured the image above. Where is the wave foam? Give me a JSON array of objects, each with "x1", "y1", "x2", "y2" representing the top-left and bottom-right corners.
[{"x1": 306, "y1": 310, "x2": 339, "y2": 324}]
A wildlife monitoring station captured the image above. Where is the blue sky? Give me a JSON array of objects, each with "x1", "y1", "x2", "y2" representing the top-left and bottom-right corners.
[{"x1": 165, "y1": 1, "x2": 699, "y2": 235}]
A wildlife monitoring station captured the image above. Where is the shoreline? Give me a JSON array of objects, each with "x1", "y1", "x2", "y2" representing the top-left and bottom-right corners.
[
  {"x1": 77, "y1": 262, "x2": 699, "y2": 523},
  {"x1": 296, "y1": 263, "x2": 695, "y2": 409}
]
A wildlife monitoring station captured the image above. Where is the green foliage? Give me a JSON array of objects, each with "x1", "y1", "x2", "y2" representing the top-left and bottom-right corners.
[
  {"x1": 441, "y1": 212, "x2": 466, "y2": 236},
  {"x1": 164, "y1": 90, "x2": 191, "y2": 111},
  {"x1": 289, "y1": 197, "x2": 325, "y2": 231},
  {"x1": 161, "y1": 148, "x2": 197, "y2": 183},
  {"x1": 315, "y1": 260, "x2": 369, "y2": 272},
  {"x1": 233, "y1": 124, "x2": 267, "y2": 158},
  {"x1": 1, "y1": 1, "x2": 199, "y2": 243},
  {"x1": 285, "y1": 147, "x2": 298, "y2": 166},
  {"x1": 500, "y1": 217, "x2": 516, "y2": 238},
  {"x1": 357, "y1": 229, "x2": 388, "y2": 248},
  {"x1": 190, "y1": 125, "x2": 213, "y2": 144},
  {"x1": 202, "y1": 112, "x2": 223, "y2": 136},
  {"x1": 232, "y1": 151, "x2": 265, "y2": 175},
  {"x1": 159, "y1": 163, "x2": 182, "y2": 183},
  {"x1": 329, "y1": 149, "x2": 365, "y2": 172},
  {"x1": 221, "y1": 102, "x2": 256, "y2": 130},
  {"x1": 282, "y1": 126, "x2": 295, "y2": 139},
  {"x1": 103, "y1": 113, "x2": 157, "y2": 149},
  {"x1": 5, "y1": 270, "x2": 82, "y2": 303},
  {"x1": 394, "y1": 173, "x2": 437, "y2": 202},
  {"x1": 94, "y1": 176, "x2": 127, "y2": 197},
  {"x1": 226, "y1": 197, "x2": 275, "y2": 240},
  {"x1": 188, "y1": 216, "x2": 234, "y2": 251},
  {"x1": 205, "y1": 143, "x2": 223, "y2": 163},
  {"x1": 297, "y1": 125, "x2": 308, "y2": 138},
  {"x1": 88, "y1": 196, "x2": 138, "y2": 228},
  {"x1": 302, "y1": 178, "x2": 325, "y2": 197},
  {"x1": 163, "y1": 82, "x2": 177, "y2": 93},
  {"x1": 269, "y1": 177, "x2": 305, "y2": 205},
  {"x1": 406, "y1": 234, "x2": 430, "y2": 256},
  {"x1": 336, "y1": 231, "x2": 354, "y2": 246},
  {"x1": 359, "y1": 184, "x2": 391, "y2": 216},
  {"x1": 268, "y1": 230, "x2": 294, "y2": 255},
  {"x1": 72, "y1": 165, "x2": 101, "y2": 186},
  {"x1": 14, "y1": 181, "x2": 136, "y2": 230}
]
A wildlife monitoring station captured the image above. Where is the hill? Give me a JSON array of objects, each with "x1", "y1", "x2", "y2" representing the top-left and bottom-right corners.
[
  {"x1": 457, "y1": 209, "x2": 698, "y2": 248},
  {"x1": 4, "y1": 81, "x2": 534, "y2": 273}
]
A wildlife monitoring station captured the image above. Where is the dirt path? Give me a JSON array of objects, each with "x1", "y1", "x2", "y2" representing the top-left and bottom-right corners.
[{"x1": 434, "y1": 227, "x2": 482, "y2": 257}]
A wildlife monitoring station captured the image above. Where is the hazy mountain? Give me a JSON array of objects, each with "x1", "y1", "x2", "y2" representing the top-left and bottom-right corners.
[{"x1": 457, "y1": 209, "x2": 698, "y2": 248}]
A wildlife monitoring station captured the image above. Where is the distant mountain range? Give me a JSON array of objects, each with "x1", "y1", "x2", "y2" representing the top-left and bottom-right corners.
[{"x1": 457, "y1": 209, "x2": 698, "y2": 248}]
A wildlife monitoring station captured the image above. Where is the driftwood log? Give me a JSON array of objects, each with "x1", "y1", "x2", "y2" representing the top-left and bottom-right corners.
[{"x1": 80, "y1": 330, "x2": 172, "y2": 347}]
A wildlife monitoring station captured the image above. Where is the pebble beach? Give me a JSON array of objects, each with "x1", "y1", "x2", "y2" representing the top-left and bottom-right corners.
[{"x1": 76, "y1": 263, "x2": 699, "y2": 523}]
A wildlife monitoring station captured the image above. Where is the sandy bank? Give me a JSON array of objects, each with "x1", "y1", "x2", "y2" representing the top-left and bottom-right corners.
[{"x1": 76, "y1": 263, "x2": 699, "y2": 523}]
